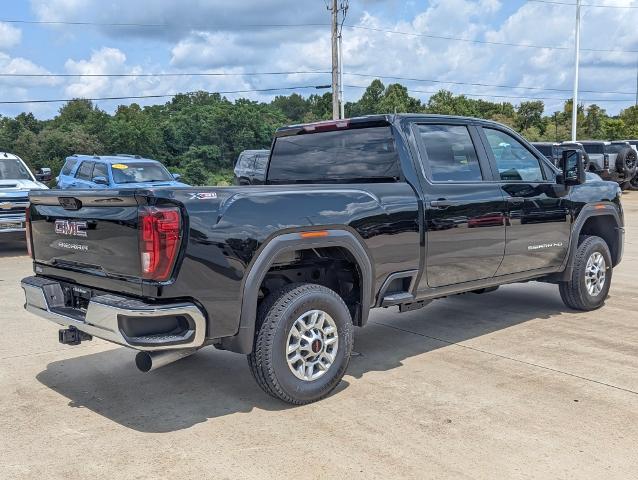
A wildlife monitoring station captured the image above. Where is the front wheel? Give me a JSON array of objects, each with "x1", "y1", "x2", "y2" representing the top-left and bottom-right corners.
[
  {"x1": 248, "y1": 283, "x2": 354, "y2": 405},
  {"x1": 559, "y1": 235, "x2": 612, "y2": 311}
]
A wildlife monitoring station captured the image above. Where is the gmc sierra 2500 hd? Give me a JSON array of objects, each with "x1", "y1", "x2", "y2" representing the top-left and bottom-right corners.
[{"x1": 21, "y1": 115, "x2": 624, "y2": 404}]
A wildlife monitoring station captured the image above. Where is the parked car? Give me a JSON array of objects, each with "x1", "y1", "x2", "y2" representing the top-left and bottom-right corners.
[
  {"x1": 531, "y1": 142, "x2": 591, "y2": 171},
  {"x1": 531, "y1": 142, "x2": 561, "y2": 165},
  {"x1": 22, "y1": 115, "x2": 624, "y2": 405},
  {"x1": 578, "y1": 140, "x2": 637, "y2": 189},
  {"x1": 558, "y1": 142, "x2": 591, "y2": 171},
  {"x1": 234, "y1": 149, "x2": 270, "y2": 185},
  {"x1": 0, "y1": 152, "x2": 50, "y2": 239},
  {"x1": 621, "y1": 140, "x2": 638, "y2": 189},
  {"x1": 57, "y1": 154, "x2": 188, "y2": 189}
]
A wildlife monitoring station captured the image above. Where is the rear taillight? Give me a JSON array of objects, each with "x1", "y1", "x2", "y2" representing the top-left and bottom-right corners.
[
  {"x1": 138, "y1": 206, "x2": 181, "y2": 281},
  {"x1": 25, "y1": 205, "x2": 33, "y2": 258},
  {"x1": 604, "y1": 154, "x2": 610, "y2": 170}
]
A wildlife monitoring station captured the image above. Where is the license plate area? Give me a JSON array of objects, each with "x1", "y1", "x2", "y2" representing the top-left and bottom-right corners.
[
  {"x1": 0, "y1": 221, "x2": 23, "y2": 230},
  {"x1": 61, "y1": 284, "x2": 93, "y2": 312}
]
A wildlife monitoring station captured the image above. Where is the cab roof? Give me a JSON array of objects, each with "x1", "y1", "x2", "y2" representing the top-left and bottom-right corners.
[
  {"x1": 0, "y1": 152, "x2": 22, "y2": 160},
  {"x1": 68, "y1": 154, "x2": 160, "y2": 164},
  {"x1": 274, "y1": 114, "x2": 518, "y2": 137}
]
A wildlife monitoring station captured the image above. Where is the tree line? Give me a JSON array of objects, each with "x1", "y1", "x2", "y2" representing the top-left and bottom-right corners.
[{"x1": 1, "y1": 79, "x2": 638, "y2": 185}]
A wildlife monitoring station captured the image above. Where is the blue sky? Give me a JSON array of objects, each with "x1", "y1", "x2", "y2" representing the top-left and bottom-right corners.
[{"x1": 2, "y1": 0, "x2": 638, "y2": 118}]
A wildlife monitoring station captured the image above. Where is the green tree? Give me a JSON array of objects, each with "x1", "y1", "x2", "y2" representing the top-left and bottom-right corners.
[
  {"x1": 180, "y1": 158, "x2": 209, "y2": 185},
  {"x1": 271, "y1": 93, "x2": 309, "y2": 123},
  {"x1": 516, "y1": 101, "x2": 544, "y2": 131},
  {"x1": 378, "y1": 83, "x2": 422, "y2": 113},
  {"x1": 601, "y1": 118, "x2": 627, "y2": 140},
  {"x1": 585, "y1": 104, "x2": 606, "y2": 139},
  {"x1": 105, "y1": 104, "x2": 162, "y2": 158}
]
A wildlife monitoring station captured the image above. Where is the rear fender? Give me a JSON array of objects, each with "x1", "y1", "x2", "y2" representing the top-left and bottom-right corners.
[{"x1": 220, "y1": 229, "x2": 373, "y2": 354}]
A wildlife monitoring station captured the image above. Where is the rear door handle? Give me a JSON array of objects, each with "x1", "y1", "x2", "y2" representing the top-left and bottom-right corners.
[{"x1": 430, "y1": 200, "x2": 459, "y2": 208}]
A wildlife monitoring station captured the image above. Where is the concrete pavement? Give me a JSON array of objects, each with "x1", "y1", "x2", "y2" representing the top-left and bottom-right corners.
[{"x1": 1, "y1": 195, "x2": 638, "y2": 479}]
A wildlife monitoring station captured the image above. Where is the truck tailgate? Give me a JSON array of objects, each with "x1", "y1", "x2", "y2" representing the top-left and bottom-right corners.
[{"x1": 29, "y1": 191, "x2": 143, "y2": 279}]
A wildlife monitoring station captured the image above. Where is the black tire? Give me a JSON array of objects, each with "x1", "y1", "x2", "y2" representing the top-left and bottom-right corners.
[
  {"x1": 621, "y1": 181, "x2": 632, "y2": 191},
  {"x1": 630, "y1": 174, "x2": 638, "y2": 191},
  {"x1": 615, "y1": 147, "x2": 637, "y2": 179},
  {"x1": 248, "y1": 283, "x2": 354, "y2": 405},
  {"x1": 559, "y1": 235, "x2": 612, "y2": 311}
]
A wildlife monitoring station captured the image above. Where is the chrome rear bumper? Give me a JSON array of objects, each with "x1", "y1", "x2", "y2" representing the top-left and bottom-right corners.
[{"x1": 21, "y1": 276, "x2": 206, "y2": 351}]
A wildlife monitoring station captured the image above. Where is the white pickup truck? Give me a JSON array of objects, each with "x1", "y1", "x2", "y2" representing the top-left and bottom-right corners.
[{"x1": 0, "y1": 152, "x2": 50, "y2": 238}]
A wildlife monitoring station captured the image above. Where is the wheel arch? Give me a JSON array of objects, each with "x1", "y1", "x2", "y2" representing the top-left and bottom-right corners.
[
  {"x1": 557, "y1": 203, "x2": 623, "y2": 281},
  {"x1": 220, "y1": 229, "x2": 374, "y2": 354}
]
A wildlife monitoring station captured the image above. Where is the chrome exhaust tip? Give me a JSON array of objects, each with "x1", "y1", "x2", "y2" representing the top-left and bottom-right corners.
[{"x1": 135, "y1": 349, "x2": 197, "y2": 373}]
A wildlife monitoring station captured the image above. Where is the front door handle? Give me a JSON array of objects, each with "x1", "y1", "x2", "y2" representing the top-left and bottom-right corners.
[{"x1": 506, "y1": 197, "x2": 525, "y2": 205}]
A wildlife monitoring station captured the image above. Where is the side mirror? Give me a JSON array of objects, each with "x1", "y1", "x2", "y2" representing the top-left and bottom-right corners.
[
  {"x1": 560, "y1": 149, "x2": 586, "y2": 186},
  {"x1": 93, "y1": 176, "x2": 109, "y2": 186},
  {"x1": 172, "y1": 173, "x2": 182, "y2": 181},
  {"x1": 35, "y1": 167, "x2": 52, "y2": 182}
]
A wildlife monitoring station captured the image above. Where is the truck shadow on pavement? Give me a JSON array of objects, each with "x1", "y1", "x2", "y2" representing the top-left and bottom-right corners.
[{"x1": 36, "y1": 283, "x2": 574, "y2": 433}]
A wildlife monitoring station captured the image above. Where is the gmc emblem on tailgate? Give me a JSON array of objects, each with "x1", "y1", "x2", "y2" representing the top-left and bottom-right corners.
[{"x1": 54, "y1": 219, "x2": 88, "y2": 238}]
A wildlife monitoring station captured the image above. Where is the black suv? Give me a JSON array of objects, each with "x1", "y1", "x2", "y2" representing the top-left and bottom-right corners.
[{"x1": 234, "y1": 149, "x2": 270, "y2": 185}]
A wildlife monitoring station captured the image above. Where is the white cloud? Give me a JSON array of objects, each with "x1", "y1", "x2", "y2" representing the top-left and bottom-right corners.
[
  {"x1": 0, "y1": 22, "x2": 22, "y2": 49},
  {"x1": 0, "y1": 52, "x2": 59, "y2": 88}
]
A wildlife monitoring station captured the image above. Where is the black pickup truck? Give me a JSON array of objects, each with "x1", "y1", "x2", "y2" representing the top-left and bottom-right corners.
[{"x1": 21, "y1": 115, "x2": 624, "y2": 404}]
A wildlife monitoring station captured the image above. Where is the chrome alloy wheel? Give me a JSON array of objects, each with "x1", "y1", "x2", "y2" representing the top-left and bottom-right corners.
[
  {"x1": 585, "y1": 252, "x2": 606, "y2": 297},
  {"x1": 286, "y1": 310, "x2": 339, "y2": 381}
]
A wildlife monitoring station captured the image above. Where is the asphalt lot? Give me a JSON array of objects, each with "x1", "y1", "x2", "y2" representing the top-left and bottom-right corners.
[{"x1": 1, "y1": 195, "x2": 638, "y2": 480}]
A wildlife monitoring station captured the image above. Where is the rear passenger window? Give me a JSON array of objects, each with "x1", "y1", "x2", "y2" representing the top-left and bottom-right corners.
[
  {"x1": 255, "y1": 153, "x2": 269, "y2": 170},
  {"x1": 92, "y1": 163, "x2": 108, "y2": 180},
  {"x1": 268, "y1": 127, "x2": 400, "y2": 184},
  {"x1": 60, "y1": 158, "x2": 78, "y2": 176},
  {"x1": 76, "y1": 161, "x2": 93, "y2": 180},
  {"x1": 416, "y1": 124, "x2": 483, "y2": 182}
]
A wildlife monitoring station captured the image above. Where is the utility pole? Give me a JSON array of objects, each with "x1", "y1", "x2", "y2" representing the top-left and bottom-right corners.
[
  {"x1": 635, "y1": 57, "x2": 638, "y2": 107},
  {"x1": 571, "y1": 0, "x2": 581, "y2": 141},
  {"x1": 330, "y1": 0, "x2": 339, "y2": 120},
  {"x1": 338, "y1": 32, "x2": 345, "y2": 119}
]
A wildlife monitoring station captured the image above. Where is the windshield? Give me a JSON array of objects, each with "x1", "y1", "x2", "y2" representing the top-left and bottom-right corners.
[
  {"x1": 534, "y1": 145, "x2": 552, "y2": 157},
  {"x1": 605, "y1": 144, "x2": 627, "y2": 154},
  {"x1": 582, "y1": 144, "x2": 604, "y2": 155},
  {"x1": 0, "y1": 159, "x2": 33, "y2": 181},
  {"x1": 110, "y1": 162, "x2": 173, "y2": 184}
]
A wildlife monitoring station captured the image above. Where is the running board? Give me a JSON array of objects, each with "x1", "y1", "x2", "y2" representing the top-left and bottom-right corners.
[{"x1": 381, "y1": 292, "x2": 413, "y2": 307}]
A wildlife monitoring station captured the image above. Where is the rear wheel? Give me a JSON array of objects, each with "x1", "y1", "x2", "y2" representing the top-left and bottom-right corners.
[
  {"x1": 248, "y1": 283, "x2": 354, "y2": 405},
  {"x1": 559, "y1": 235, "x2": 612, "y2": 311}
]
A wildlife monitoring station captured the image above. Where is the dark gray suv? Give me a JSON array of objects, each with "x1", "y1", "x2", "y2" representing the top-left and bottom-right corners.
[{"x1": 234, "y1": 150, "x2": 270, "y2": 185}]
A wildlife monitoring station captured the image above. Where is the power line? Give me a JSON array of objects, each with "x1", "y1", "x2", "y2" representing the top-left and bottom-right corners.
[
  {"x1": 345, "y1": 73, "x2": 636, "y2": 96},
  {"x1": 0, "y1": 85, "x2": 331, "y2": 105},
  {"x1": 343, "y1": 25, "x2": 638, "y2": 54},
  {"x1": 2, "y1": 17, "x2": 637, "y2": 53},
  {"x1": 528, "y1": 0, "x2": 638, "y2": 8},
  {"x1": 344, "y1": 84, "x2": 634, "y2": 103},
  {"x1": 3, "y1": 69, "x2": 634, "y2": 97},
  {"x1": 0, "y1": 70, "x2": 330, "y2": 78},
  {"x1": 0, "y1": 18, "x2": 328, "y2": 28}
]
